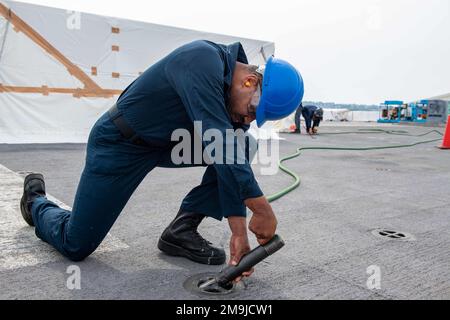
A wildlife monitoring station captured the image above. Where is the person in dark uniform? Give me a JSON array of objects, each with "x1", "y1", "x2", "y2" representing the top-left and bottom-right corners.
[
  {"x1": 309, "y1": 107, "x2": 324, "y2": 134},
  {"x1": 20, "y1": 40, "x2": 303, "y2": 280},
  {"x1": 293, "y1": 104, "x2": 323, "y2": 134},
  {"x1": 293, "y1": 103, "x2": 303, "y2": 133}
]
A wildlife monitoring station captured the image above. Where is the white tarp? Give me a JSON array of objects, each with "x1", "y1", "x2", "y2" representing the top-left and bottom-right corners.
[
  {"x1": 0, "y1": 0, "x2": 275, "y2": 144},
  {"x1": 325, "y1": 109, "x2": 379, "y2": 122},
  {"x1": 429, "y1": 93, "x2": 450, "y2": 101},
  {"x1": 326, "y1": 109, "x2": 351, "y2": 122},
  {"x1": 349, "y1": 111, "x2": 379, "y2": 122}
]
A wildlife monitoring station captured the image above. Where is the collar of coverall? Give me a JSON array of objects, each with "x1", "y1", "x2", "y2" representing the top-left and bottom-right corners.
[{"x1": 223, "y1": 42, "x2": 249, "y2": 88}]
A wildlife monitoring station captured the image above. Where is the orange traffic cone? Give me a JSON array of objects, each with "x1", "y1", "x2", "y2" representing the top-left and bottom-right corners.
[{"x1": 440, "y1": 115, "x2": 450, "y2": 149}]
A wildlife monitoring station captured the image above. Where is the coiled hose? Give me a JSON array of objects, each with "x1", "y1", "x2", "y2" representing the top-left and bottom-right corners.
[{"x1": 266, "y1": 128, "x2": 444, "y2": 203}]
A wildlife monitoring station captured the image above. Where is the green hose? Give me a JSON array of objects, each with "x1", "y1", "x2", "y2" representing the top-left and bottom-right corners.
[
  {"x1": 319, "y1": 128, "x2": 443, "y2": 137},
  {"x1": 267, "y1": 129, "x2": 443, "y2": 203}
]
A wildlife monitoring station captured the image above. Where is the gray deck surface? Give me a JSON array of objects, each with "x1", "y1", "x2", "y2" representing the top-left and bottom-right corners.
[{"x1": 1, "y1": 124, "x2": 449, "y2": 300}]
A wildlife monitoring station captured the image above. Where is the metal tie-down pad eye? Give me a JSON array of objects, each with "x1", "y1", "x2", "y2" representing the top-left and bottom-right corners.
[{"x1": 184, "y1": 273, "x2": 243, "y2": 297}]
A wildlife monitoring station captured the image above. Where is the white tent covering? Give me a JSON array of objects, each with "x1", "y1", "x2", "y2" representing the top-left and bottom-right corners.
[
  {"x1": 430, "y1": 93, "x2": 450, "y2": 101},
  {"x1": 0, "y1": 0, "x2": 275, "y2": 143}
]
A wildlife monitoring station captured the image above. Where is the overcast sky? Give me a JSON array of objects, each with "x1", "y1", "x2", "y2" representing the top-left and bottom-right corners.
[{"x1": 18, "y1": 0, "x2": 450, "y2": 104}]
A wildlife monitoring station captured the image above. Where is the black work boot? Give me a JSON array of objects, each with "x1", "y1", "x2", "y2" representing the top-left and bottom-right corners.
[
  {"x1": 158, "y1": 211, "x2": 226, "y2": 265},
  {"x1": 20, "y1": 174, "x2": 46, "y2": 227}
]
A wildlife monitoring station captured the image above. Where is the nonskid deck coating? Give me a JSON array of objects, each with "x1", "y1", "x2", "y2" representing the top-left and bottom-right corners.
[{"x1": 0, "y1": 124, "x2": 449, "y2": 300}]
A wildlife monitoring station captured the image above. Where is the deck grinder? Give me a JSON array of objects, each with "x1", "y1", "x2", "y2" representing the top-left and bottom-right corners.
[{"x1": 197, "y1": 235, "x2": 285, "y2": 293}]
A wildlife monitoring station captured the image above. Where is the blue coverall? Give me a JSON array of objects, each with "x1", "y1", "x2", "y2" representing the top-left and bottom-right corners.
[
  {"x1": 31, "y1": 40, "x2": 264, "y2": 262},
  {"x1": 295, "y1": 105, "x2": 320, "y2": 133}
]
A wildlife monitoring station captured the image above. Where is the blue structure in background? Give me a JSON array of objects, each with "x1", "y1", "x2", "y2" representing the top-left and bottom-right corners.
[
  {"x1": 378, "y1": 101, "x2": 404, "y2": 123},
  {"x1": 407, "y1": 100, "x2": 428, "y2": 123},
  {"x1": 378, "y1": 100, "x2": 430, "y2": 124}
]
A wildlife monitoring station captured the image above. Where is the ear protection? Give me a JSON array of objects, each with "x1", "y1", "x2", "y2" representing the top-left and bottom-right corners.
[{"x1": 245, "y1": 81, "x2": 252, "y2": 87}]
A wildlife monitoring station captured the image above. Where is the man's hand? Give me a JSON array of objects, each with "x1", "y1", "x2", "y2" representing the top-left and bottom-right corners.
[
  {"x1": 228, "y1": 217, "x2": 254, "y2": 283},
  {"x1": 245, "y1": 197, "x2": 278, "y2": 245},
  {"x1": 226, "y1": 198, "x2": 277, "y2": 283}
]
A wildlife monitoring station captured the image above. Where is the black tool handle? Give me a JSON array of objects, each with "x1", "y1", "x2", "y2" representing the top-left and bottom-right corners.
[{"x1": 217, "y1": 235, "x2": 285, "y2": 287}]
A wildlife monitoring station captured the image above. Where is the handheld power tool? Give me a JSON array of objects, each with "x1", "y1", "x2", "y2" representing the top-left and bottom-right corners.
[{"x1": 199, "y1": 235, "x2": 285, "y2": 291}]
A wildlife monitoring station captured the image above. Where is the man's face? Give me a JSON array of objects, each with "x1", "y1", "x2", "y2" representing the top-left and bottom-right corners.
[{"x1": 228, "y1": 75, "x2": 261, "y2": 126}]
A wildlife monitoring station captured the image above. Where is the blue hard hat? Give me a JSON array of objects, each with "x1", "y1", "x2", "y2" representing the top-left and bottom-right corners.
[{"x1": 256, "y1": 57, "x2": 304, "y2": 128}]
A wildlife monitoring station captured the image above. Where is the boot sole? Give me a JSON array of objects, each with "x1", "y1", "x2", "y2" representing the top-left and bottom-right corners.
[
  {"x1": 158, "y1": 238, "x2": 225, "y2": 266},
  {"x1": 20, "y1": 174, "x2": 45, "y2": 227}
]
